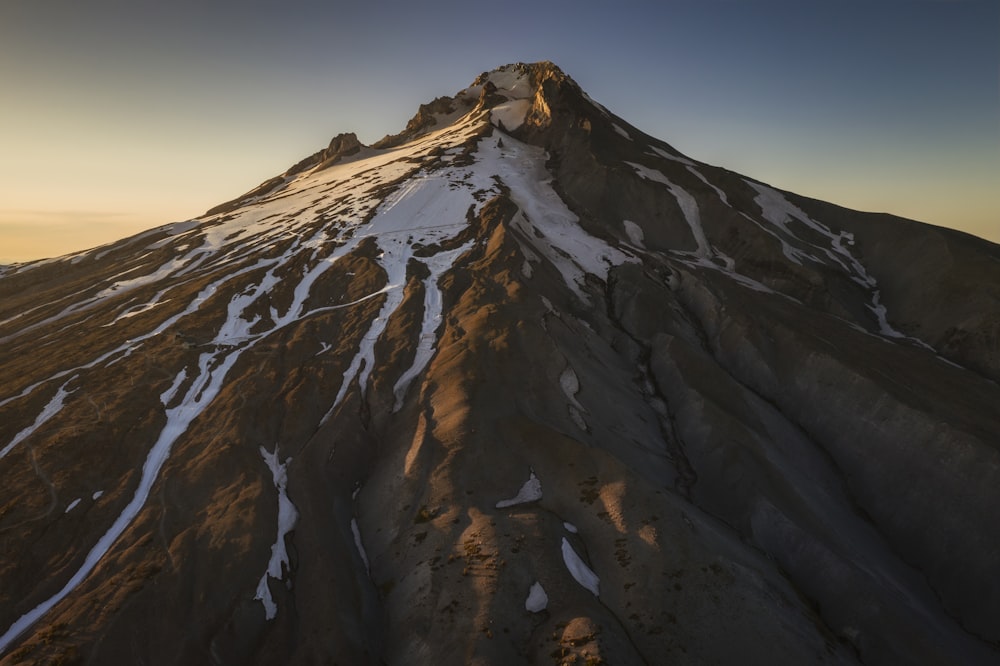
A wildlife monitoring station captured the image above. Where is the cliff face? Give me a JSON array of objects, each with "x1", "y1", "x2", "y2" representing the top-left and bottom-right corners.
[{"x1": 1, "y1": 62, "x2": 998, "y2": 665}]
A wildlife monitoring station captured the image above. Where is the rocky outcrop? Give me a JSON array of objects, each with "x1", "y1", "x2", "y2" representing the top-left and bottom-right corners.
[{"x1": 373, "y1": 96, "x2": 462, "y2": 149}]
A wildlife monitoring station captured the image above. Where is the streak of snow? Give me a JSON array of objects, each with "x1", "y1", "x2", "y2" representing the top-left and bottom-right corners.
[
  {"x1": 481, "y1": 134, "x2": 636, "y2": 301},
  {"x1": 626, "y1": 162, "x2": 711, "y2": 259},
  {"x1": 686, "y1": 166, "x2": 729, "y2": 205},
  {"x1": 561, "y1": 537, "x2": 600, "y2": 595},
  {"x1": 564, "y1": 522, "x2": 578, "y2": 533},
  {"x1": 648, "y1": 145, "x2": 696, "y2": 166},
  {"x1": 96, "y1": 255, "x2": 193, "y2": 299},
  {"x1": 92, "y1": 491, "x2": 104, "y2": 501},
  {"x1": 612, "y1": 124, "x2": 632, "y2": 140},
  {"x1": 64, "y1": 499, "x2": 81, "y2": 514},
  {"x1": 0, "y1": 107, "x2": 499, "y2": 647},
  {"x1": 525, "y1": 582, "x2": 549, "y2": 612},
  {"x1": 747, "y1": 181, "x2": 931, "y2": 345},
  {"x1": 0, "y1": 350, "x2": 242, "y2": 652},
  {"x1": 747, "y1": 180, "x2": 873, "y2": 287},
  {"x1": 351, "y1": 518, "x2": 370, "y2": 575},
  {"x1": 159, "y1": 369, "x2": 187, "y2": 407},
  {"x1": 393, "y1": 241, "x2": 474, "y2": 411},
  {"x1": 0, "y1": 380, "x2": 74, "y2": 460},
  {"x1": 255, "y1": 445, "x2": 298, "y2": 620},
  {"x1": 496, "y1": 469, "x2": 543, "y2": 508}
]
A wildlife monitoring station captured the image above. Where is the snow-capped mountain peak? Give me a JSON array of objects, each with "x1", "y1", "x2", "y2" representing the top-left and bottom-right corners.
[{"x1": 1, "y1": 61, "x2": 999, "y2": 665}]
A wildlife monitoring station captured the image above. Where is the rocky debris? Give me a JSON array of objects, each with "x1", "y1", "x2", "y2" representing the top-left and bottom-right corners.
[{"x1": 1, "y1": 62, "x2": 999, "y2": 666}]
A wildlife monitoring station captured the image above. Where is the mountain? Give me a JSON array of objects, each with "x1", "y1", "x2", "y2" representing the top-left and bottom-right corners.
[{"x1": 1, "y1": 61, "x2": 999, "y2": 665}]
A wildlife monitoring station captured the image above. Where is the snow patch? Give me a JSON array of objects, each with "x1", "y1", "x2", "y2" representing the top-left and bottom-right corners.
[
  {"x1": 561, "y1": 537, "x2": 600, "y2": 595},
  {"x1": 623, "y1": 220, "x2": 645, "y2": 247},
  {"x1": 65, "y1": 498, "x2": 81, "y2": 514},
  {"x1": 612, "y1": 124, "x2": 632, "y2": 140},
  {"x1": 563, "y1": 522, "x2": 578, "y2": 533},
  {"x1": 92, "y1": 491, "x2": 104, "y2": 501},
  {"x1": 525, "y1": 582, "x2": 549, "y2": 612},
  {"x1": 560, "y1": 366, "x2": 583, "y2": 408},
  {"x1": 496, "y1": 469, "x2": 543, "y2": 508}
]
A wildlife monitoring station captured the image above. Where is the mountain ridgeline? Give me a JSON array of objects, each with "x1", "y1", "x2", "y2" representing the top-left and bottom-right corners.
[{"x1": 1, "y1": 61, "x2": 998, "y2": 665}]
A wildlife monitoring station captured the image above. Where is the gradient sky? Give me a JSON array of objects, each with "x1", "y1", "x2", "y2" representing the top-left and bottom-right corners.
[{"x1": 1, "y1": 0, "x2": 997, "y2": 263}]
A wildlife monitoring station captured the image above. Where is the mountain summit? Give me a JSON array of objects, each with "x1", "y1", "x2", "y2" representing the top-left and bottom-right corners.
[{"x1": 1, "y1": 61, "x2": 999, "y2": 665}]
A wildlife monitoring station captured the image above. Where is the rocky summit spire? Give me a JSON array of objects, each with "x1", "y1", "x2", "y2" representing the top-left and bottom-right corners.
[{"x1": 1, "y1": 62, "x2": 999, "y2": 666}]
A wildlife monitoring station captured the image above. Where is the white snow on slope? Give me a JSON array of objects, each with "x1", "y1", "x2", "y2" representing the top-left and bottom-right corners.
[
  {"x1": 491, "y1": 99, "x2": 532, "y2": 131},
  {"x1": 496, "y1": 469, "x2": 543, "y2": 508},
  {"x1": 255, "y1": 445, "x2": 298, "y2": 620},
  {"x1": 561, "y1": 537, "x2": 600, "y2": 595},
  {"x1": 351, "y1": 518, "x2": 370, "y2": 576},
  {"x1": 560, "y1": 366, "x2": 583, "y2": 409},
  {"x1": 326, "y1": 170, "x2": 486, "y2": 416},
  {"x1": 65, "y1": 498, "x2": 81, "y2": 514},
  {"x1": 0, "y1": 109, "x2": 501, "y2": 648},
  {"x1": 623, "y1": 220, "x2": 645, "y2": 247},
  {"x1": 0, "y1": 350, "x2": 242, "y2": 653},
  {"x1": 560, "y1": 366, "x2": 588, "y2": 431},
  {"x1": 625, "y1": 162, "x2": 710, "y2": 259},
  {"x1": 0, "y1": 380, "x2": 74, "y2": 460},
  {"x1": 525, "y1": 582, "x2": 548, "y2": 612},
  {"x1": 747, "y1": 180, "x2": 872, "y2": 286},
  {"x1": 483, "y1": 134, "x2": 636, "y2": 301},
  {"x1": 747, "y1": 181, "x2": 931, "y2": 345},
  {"x1": 686, "y1": 166, "x2": 729, "y2": 205},
  {"x1": 392, "y1": 241, "x2": 475, "y2": 411},
  {"x1": 648, "y1": 145, "x2": 695, "y2": 166}
]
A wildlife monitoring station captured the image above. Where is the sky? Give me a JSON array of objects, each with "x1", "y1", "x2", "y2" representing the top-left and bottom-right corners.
[{"x1": 1, "y1": 0, "x2": 997, "y2": 263}]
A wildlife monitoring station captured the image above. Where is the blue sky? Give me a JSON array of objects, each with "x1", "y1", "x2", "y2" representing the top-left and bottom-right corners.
[{"x1": 1, "y1": 0, "x2": 997, "y2": 262}]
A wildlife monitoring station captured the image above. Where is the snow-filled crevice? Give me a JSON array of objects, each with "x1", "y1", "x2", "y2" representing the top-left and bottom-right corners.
[
  {"x1": 392, "y1": 241, "x2": 475, "y2": 412},
  {"x1": 0, "y1": 379, "x2": 75, "y2": 460},
  {"x1": 254, "y1": 445, "x2": 299, "y2": 620}
]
